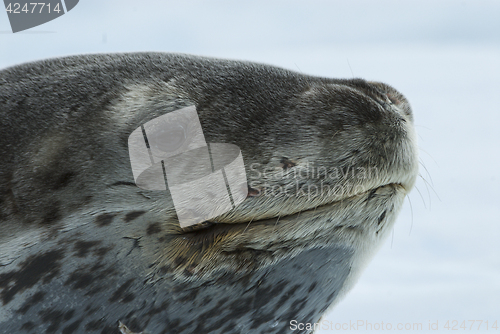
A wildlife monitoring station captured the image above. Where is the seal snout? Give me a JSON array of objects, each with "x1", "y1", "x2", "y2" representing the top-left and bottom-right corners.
[{"x1": 366, "y1": 80, "x2": 413, "y2": 122}]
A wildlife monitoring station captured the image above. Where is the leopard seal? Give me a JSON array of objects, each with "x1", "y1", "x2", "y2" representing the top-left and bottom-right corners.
[{"x1": 0, "y1": 53, "x2": 418, "y2": 334}]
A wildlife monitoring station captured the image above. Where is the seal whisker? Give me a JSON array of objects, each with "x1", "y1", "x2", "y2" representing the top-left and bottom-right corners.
[
  {"x1": 391, "y1": 227, "x2": 395, "y2": 248},
  {"x1": 242, "y1": 218, "x2": 254, "y2": 234},
  {"x1": 407, "y1": 195, "x2": 414, "y2": 236},
  {"x1": 418, "y1": 146, "x2": 439, "y2": 166},
  {"x1": 419, "y1": 158, "x2": 434, "y2": 186},
  {"x1": 418, "y1": 173, "x2": 432, "y2": 209},
  {"x1": 419, "y1": 172, "x2": 441, "y2": 203},
  {"x1": 273, "y1": 213, "x2": 282, "y2": 234},
  {"x1": 414, "y1": 185, "x2": 427, "y2": 209}
]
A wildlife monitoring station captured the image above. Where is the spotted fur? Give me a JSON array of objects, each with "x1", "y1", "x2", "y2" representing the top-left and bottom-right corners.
[{"x1": 0, "y1": 53, "x2": 418, "y2": 333}]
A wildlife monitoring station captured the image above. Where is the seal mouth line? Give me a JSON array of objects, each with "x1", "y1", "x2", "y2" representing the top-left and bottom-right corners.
[{"x1": 180, "y1": 182, "x2": 403, "y2": 234}]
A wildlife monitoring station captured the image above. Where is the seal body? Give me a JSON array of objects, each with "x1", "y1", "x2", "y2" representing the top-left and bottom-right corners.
[{"x1": 0, "y1": 53, "x2": 418, "y2": 333}]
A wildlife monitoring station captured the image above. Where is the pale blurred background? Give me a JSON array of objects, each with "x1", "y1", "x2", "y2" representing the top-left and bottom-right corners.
[{"x1": 1, "y1": 1, "x2": 499, "y2": 333}]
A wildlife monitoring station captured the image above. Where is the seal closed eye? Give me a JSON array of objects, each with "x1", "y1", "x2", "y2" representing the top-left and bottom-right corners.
[{"x1": 0, "y1": 53, "x2": 418, "y2": 334}]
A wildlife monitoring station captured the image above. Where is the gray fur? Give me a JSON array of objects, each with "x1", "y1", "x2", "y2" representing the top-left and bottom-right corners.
[{"x1": 0, "y1": 53, "x2": 418, "y2": 333}]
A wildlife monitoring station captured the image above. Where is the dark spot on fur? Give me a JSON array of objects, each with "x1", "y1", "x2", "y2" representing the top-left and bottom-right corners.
[
  {"x1": 124, "y1": 211, "x2": 146, "y2": 222},
  {"x1": 52, "y1": 171, "x2": 75, "y2": 190},
  {"x1": 220, "y1": 321, "x2": 237, "y2": 333},
  {"x1": 250, "y1": 311, "x2": 277, "y2": 330},
  {"x1": 277, "y1": 293, "x2": 290, "y2": 309},
  {"x1": 21, "y1": 321, "x2": 35, "y2": 330},
  {"x1": 100, "y1": 325, "x2": 119, "y2": 334},
  {"x1": 147, "y1": 222, "x2": 162, "y2": 235},
  {"x1": 16, "y1": 291, "x2": 46, "y2": 314},
  {"x1": 178, "y1": 288, "x2": 199, "y2": 303},
  {"x1": 162, "y1": 318, "x2": 181, "y2": 333},
  {"x1": 305, "y1": 310, "x2": 317, "y2": 323},
  {"x1": 0, "y1": 250, "x2": 64, "y2": 305},
  {"x1": 83, "y1": 195, "x2": 93, "y2": 204},
  {"x1": 158, "y1": 265, "x2": 172, "y2": 274},
  {"x1": 378, "y1": 210, "x2": 386, "y2": 225},
  {"x1": 319, "y1": 304, "x2": 330, "y2": 314},
  {"x1": 41, "y1": 202, "x2": 61, "y2": 225},
  {"x1": 230, "y1": 297, "x2": 255, "y2": 319},
  {"x1": 173, "y1": 256, "x2": 187, "y2": 267},
  {"x1": 85, "y1": 304, "x2": 97, "y2": 314},
  {"x1": 183, "y1": 268, "x2": 194, "y2": 277},
  {"x1": 286, "y1": 284, "x2": 301, "y2": 296},
  {"x1": 145, "y1": 300, "x2": 170, "y2": 317},
  {"x1": 281, "y1": 297, "x2": 308, "y2": 325},
  {"x1": 65, "y1": 271, "x2": 94, "y2": 290},
  {"x1": 62, "y1": 319, "x2": 83, "y2": 334},
  {"x1": 39, "y1": 309, "x2": 66, "y2": 333},
  {"x1": 85, "y1": 318, "x2": 106, "y2": 331},
  {"x1": 365, "y1": 188, "x2": 377, "y2": 204},
  {"x1": 122, "y1": 293, "x2": 136, "y2": 303},
  {"x1": 65, "y1": 263, "x2": 116, "y2": 292},
  {"x1": 280, "y1": 157, "x2": 296, "y2": 169},
  {"x1": 276, "y1": 283, "x2": 301, "y2": 311},
  {"x1": 214, "y1": 296, "x2": 229, "y2": 309},
  {"x1": 73, "y1": 240, "x2": 101, "y2": 258},
  {"x1": 94, "y1": 213, "x2": 116, "y2": 227},
  {"x1": 253, "y1": 280, "x2": 287, "y2": 309},
  {"x1": 200, "y1": 296, "x2": 212, "y2": 307},
  {"x1": 109, "y1": 279, "x2": 135, "y2": 303},
  {"x1": 308, "y1": 281, "x2": 317, "y2": 293},
  {"x1": 94, "y1": 246, "x2": 111, "y2": 257},
  {"x1": 64, "y1": 309, "x2": 75, "y2": 320},
  {"x1": 327, "y1": 291, "x2": 336, "y2": 302},
  {"x1": 195, "y1": 310, "x2": 231, "y2": 332}
]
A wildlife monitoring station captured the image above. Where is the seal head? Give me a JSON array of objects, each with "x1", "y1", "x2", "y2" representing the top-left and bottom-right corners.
[{"x1": 0, "y1": 53, "x2": 418, "y2": 333}]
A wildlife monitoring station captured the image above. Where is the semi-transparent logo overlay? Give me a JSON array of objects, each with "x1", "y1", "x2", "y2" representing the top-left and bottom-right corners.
[
  {"x1": 3, "y1": 0, "x2": 79, "y2": 33},
  {"x1": 128, "y1": 105, "x2": 248, "y2": 228}
]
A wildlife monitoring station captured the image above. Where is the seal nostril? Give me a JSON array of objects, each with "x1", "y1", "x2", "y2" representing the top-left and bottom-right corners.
[{"x1": 280, "y1": 157, "x2": 296, "y2": 169}]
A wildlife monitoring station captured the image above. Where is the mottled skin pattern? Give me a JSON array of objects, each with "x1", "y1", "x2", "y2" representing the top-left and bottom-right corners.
[{"x1": 0, "y1": 53, "x2": 418, "y2": 333}]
